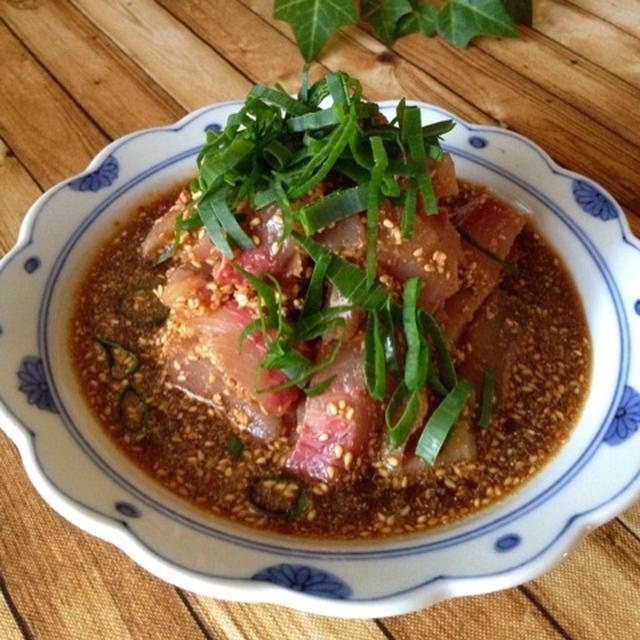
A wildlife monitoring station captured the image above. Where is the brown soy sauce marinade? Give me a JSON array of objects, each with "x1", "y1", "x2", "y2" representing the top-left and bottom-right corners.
[{"x1": 70, "y1": 184, "x2": 591, "y2": 539}]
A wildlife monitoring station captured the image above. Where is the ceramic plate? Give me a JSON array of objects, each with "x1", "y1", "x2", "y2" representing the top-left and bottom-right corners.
[{"x1": 1, "y1": 101, "x2": 639, "y2": 618}]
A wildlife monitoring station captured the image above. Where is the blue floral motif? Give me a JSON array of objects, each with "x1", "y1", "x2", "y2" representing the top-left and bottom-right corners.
[
  {"x1": 603, "y1": 386, "x2": 640, "y2": 445},
  {"x1": 469, "y1": 136, "x2": 487, "y2": 149},
  {"x1": 24, "y1": 257, "x2": 41, "y2": 273},
  {"x1": 69, "y1": 155, "x2": 119, "y2": 192},
  {"x1": 495, "y1": 533, "x2": 521, "y2": 552},
  {"x1": 115, "y1": 501, "x2": 142, "y2": 518},
  {"x1": 205, "y1": 123, "x2": 222, "y2": 132},
  {"x1": 252, "y1": 563, "x2": 352, "y2": 599},
  {"x1": 17, "y1": 356, "x2": 57, "y2": 413},
  {"x1": 572, "y1": 179, "x2": 617, "y2": 221},
  {"x1": 635, "y1": 300, "x2": 640, "y2": 315}
]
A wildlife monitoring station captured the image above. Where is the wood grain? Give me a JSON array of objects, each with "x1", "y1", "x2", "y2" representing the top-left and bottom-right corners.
[
  {"x1": 161, "y1": 0, "x2": 489, "y2": 121},
  {"x1": 0, "y1": 0, "x2": 183, "y2": 136},
  {"x1": 185, "y1": 599, "x2": 389, "y2": 640},
  {"x1": 534, "y1": 0, "x2": 640, "y2": 86},
  {"x1": 0, "y1": 137, "x2": 40, "y2": 253},
  {"x1": 70, "y1": 0, "x2": 252, "y2": 110},
  {"x1": 0, "y1": 20, "x2": 106, "y2": 188},
  {"x1": 0, "y1": 433, "x2": 207, "y2": 640},
  {"x1": 565, "y1": 0, "x2": 640, "y2": 39},
  {"x1": 526, "y1": 521, "x2": 640, "y2": 640},
  {"x1": 384, "y1": 589, "x2": 569, "y2": 639},
  {"x1": 0, "y1": 588, "x2": 25, "y2": 640},
  {"x1": 474, "y1": 27, "x2": 640, "y2": 147}
]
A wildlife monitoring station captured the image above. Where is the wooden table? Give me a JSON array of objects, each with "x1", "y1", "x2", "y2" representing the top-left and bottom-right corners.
[{"x1": 1, "y1": 1, "x2": 639, "y2": 638}]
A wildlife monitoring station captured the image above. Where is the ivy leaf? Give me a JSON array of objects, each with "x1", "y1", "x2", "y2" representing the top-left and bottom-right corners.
[
  {"x1": 396, "y1": 2, "x2": 438, "y2": 38},
  {"x1": 437, "y1": 0, "x2": 517, "y2": 48},
  {"x1": 502, "y1": 0, "x2": 532, "y2": 27},
  {"x1": 273, "y1": 0, "x2": 358, "y2": 62},
  {"x1": 361, "y1": 0, "x2": 413, "y2": 45}
]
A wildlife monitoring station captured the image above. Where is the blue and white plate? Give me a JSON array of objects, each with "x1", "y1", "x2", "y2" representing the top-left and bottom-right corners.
[{"x1": 0, "y1": 101, "x2": 639, "y2": 617}]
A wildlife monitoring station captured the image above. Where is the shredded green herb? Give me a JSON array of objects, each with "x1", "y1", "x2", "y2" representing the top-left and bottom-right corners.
[
  {"x1": 415, "y1": 380, "x2": 474, "y2": 464},
  {"x1": 171, "y1": 69, "x2": 497, "y2": 464},
  {"x1": 478, "y1": 366, "x2": 496, "y2": 429}
]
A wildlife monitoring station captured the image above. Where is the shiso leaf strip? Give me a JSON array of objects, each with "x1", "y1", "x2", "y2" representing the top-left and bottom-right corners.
[
  {"x1": 478, "y1": 366, "x2": 496, "y2": 429},
  {"x1": 415, "y1": 380, "x2": 474, "y2": 464},
  {"x1": 364, "y1": 310, "x2": 386, "y2": 401},
  {"x1": 175, "y1": 70, "x2": 501, "y2": 463}
]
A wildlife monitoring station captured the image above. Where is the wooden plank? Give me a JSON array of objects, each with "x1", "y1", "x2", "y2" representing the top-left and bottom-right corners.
[
  {"x1": 0, "y1": 21, "x2": 107, "y2": 188},
  {"x1": 237, "y1": 0, "x2": 640, "y2": 217},
  {"x1": 0, "y1": 588, "x2": 26, "y2": 640},
  {"x1": 534, "y1": 0, "x2": 640, "y2": 86},
  {"x1": 383, "y1": 589, "x2": 568, "y2": 639},
  {"x1": 0, "y1": 433, "x2": 207, "y2": 640},
  {"x1": 525, "y1": 519, "x2": 640, "y2": 640},
  {"x1": 0, "y1": 147, "x2": 208, "y2": 640},
  {"x1": 0, "y1": 138, "x2": 40, "y2": 255},
  {"x1": 475, "y1": 27, "x2": 640, "y2": 147},
  {"x1": 70, "y1": 0, "x2": 252, "y2": 110},
  {"x1": 0, "y1": 0, "x2": 183, "y2": 137},
  {"x1": 183, "y1": 597, "x2": 389, "y2": 640},
  {"x1": 619, "y1": 501, "x2": 640, "y2": 539},
  {"x1": 564, "y1": 0, "x2": 640, "y2": 39},
  {"x1": 158, "y1": 0, "x2": 489, "y2": 122}
]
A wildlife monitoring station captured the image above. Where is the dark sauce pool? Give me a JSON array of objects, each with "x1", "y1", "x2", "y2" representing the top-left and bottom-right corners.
[{"x1": 70, "y1": 184, "x2": 591, "y2": 539}]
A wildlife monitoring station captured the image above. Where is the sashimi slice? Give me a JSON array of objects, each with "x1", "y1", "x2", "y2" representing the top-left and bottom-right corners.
[
  {"x1": 164, "y1": 334, "x2": 284, "y2": 441},
  {"x1": 186, "y1": 303, "x2": 299, "y2": 416},
  {"x1": 215, "y1": 204, "x2": 303, "y2": 285},
  {"x1": 440, "y1": 194, "x2": 525, "y2": 343},
  {"x1": 286, "y1": 341, "x2": 380, "y2": 482},
  {"x1": 377, "y1": 202, "x2": 462, "y2": 314}
]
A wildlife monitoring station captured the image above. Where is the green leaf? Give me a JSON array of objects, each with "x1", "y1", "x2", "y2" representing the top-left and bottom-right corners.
[
  {"x1": 273, "y1": 0, "x2": 358, "y2": 61},
  {"x1": 502, "y1": 0, "x2": 532, "y2": 26},
  {"x1": 415, "y1": 379, "x2": 473, "y2": 464},
  {"x1": 437, "y1": 0, "x2": 517, "y2": 48},
  {"x1": 396, "y1": 2, "x2": 438, "y2": 37},
  {"x1": 361, "y1": 0, "x2": 413, "y2": 45},
  {"x1": 364, "y1": 311, "x2": 386, "y2": 400}
]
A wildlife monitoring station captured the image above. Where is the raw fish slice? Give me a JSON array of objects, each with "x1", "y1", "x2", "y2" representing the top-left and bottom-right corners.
[
  {"x1": 286, "y1": 341, "x2": 380, "y2": 482},
  {"x1": 186, "y1": 303, "x2": 299, "y2": 416},
  {"x1": 159, "y1": 265, "x2": 209, "y2": 307},
  {"x1": 430, "y1": 153, "x2": 459, "y2": 201},
  {"x1": 377, "y1": 202, "x2": 462, "y2": 314},
  {"x1": 315, "y1": 214, "x2": 366, "y2": 260},
  {"x1": 164, "y1": 334, "x2": 283, "y2": 442},
  {"x1": 141, "y1": 204, "x2": 180, "y2": 259},
  {"x1": 440, "y1": 195, "x2": 525, "y2": 343},
  {"x1": 215, "y1": 204, "x2": 303, "y2": 285},
  {"x1": 457, "y1": 289, "x2": 525, "y2": 401}
]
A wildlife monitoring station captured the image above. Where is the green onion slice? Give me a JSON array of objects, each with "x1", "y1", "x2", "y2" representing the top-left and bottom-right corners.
[
  {"x1": 248, "y1": 85, "x2": 312, "y2": 116},
  {"x1": 293, "y1": 232, "x2": 389, "y2": 311},
  {"x1": 415, "y1": 380, "x2": 474, "y2": 464},
  {"x1": 478, "y1": 366, "x2": 496, "y2": 429},
  {"x1": 419, "y1": 309, "x2": 457, "y2": 391},
  {"x1": 365, "y1": 136, "x2": 388, "y2": 285},
  {"x1": 300, "y1": 252, "x2": 331, "y2": 319},
  {"x1": 385, "y1": 384, "x2": 422, "y2": 448},
  {"x1": 364, "y1": 310, "x2": 386, "y2": 401},
  {"x1": 116, "y1": 385, "x2": 148, "y2": 432},
  {"x1": 95, "y1": 336, "x2": 139, "y2": 379},
  {"x1": 298, "y1": 185, "x2": 368, "y2": 235},
  {"x1": 403, "y1": 278, "x2": 429, "y2": 391},
  {"x1": 226, "y1": 434, "x2": 244, "y2": 458}
]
